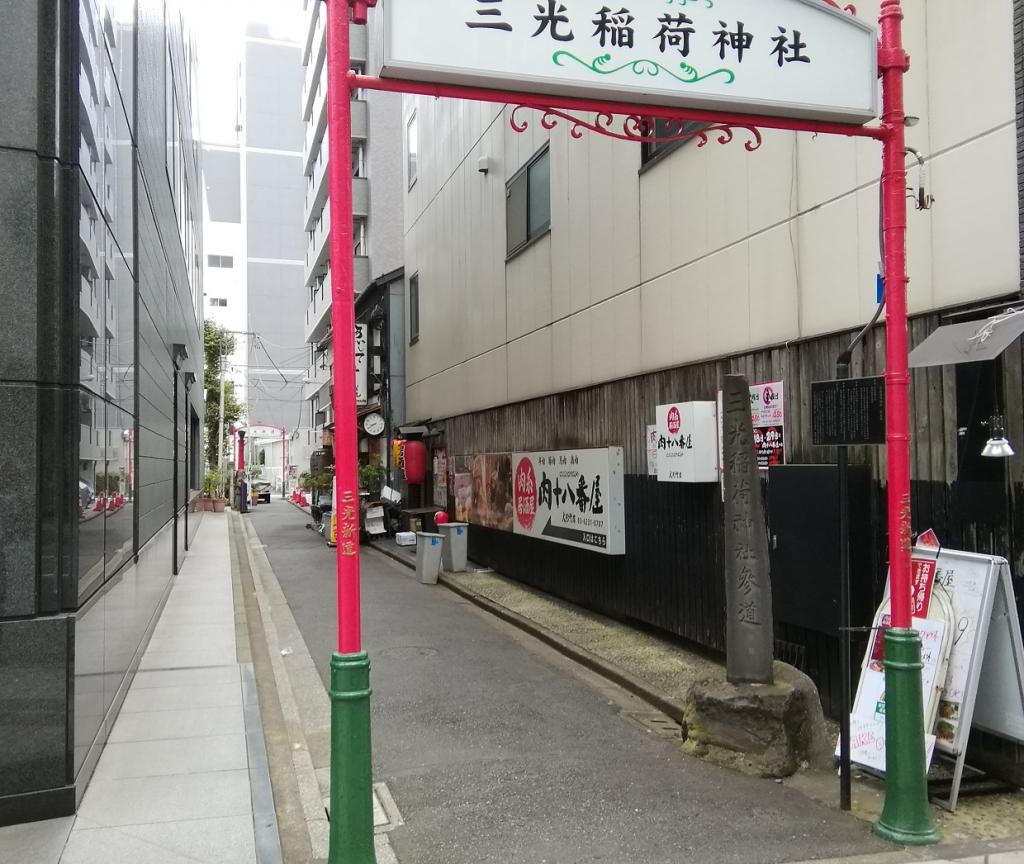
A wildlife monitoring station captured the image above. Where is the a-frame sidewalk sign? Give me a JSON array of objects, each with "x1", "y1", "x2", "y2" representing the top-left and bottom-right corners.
[{"x1": 320, "y1": 3, "x2": 939, "y2": 861}]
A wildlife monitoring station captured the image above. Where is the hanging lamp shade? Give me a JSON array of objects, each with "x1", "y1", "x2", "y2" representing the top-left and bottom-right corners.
[{"x1": 403, "y1": 440, "x2": 428, "y2": 484}]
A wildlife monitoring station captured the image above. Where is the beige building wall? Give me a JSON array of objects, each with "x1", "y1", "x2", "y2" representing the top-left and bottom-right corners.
[{"x1": 403, "y1": 0, "x2": 1020, "y2": 423}]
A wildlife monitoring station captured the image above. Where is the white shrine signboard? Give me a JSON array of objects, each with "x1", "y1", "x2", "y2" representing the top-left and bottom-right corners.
[
  {"x1": 382, "y1": 0, "x2": 878, "y2": 124},
  {"x1": 849, "y1": 545, "x2": 1024, "y2": 811}
]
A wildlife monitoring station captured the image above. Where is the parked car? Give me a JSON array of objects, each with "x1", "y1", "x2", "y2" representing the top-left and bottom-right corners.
[{"x1": 253, "y1": 481, "x2": 272, "y2": 504}]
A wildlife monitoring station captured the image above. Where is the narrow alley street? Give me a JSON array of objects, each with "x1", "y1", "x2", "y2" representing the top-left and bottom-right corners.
[{"x1": 248, "y1": 500, "x2": 887, "y2": 864}]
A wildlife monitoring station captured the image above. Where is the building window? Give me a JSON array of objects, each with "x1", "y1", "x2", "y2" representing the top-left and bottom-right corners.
[
  {"x1": 409, "y1": 274, "x2": 419, "y2": 345},
  {"x1": 209, "y1": 297, "x2": 228, "y2": 308},
  {"x1": 208, "y1": 254, "x2": 234, "y2": 268},
  {"x1": 407, "y1": 112, "x2": 418, "y2": 190},
  {"x1": 506, "y1": 146, "x2": 550, "y2": 257},
  {"x1": 640, "y1": 118, "x2": 710, "y2": 166},
  {"x1": 352, "y1": 143, "x2": 366, "y2": 178},
  {"x1": 354, "y1": 221, "x2": 367, "y2": 257}
]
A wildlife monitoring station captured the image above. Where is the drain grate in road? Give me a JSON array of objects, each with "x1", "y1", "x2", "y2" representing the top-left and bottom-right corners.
[{"x1": 622, "y1": 710, "x2": 683, "y2": 740}]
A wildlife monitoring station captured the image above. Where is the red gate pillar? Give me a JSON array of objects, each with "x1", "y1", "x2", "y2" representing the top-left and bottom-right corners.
[
  {"x1": 874, "y1": 0, "x2": 940, "y2": 845},
  {"x1": 325, "y1": 1, "x2": 377, "y2": 862}
]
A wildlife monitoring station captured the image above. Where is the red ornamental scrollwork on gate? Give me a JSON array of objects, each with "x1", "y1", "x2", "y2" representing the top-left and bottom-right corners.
[
  {"x1": 509, "y1": 106, "x2": 763, "y2": 152},
  {"x1": 818, "y1": 0, "x2": 859, "y2": 16}
]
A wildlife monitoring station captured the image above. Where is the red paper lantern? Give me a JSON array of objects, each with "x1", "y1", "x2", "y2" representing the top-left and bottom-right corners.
[
  {"x1": 434, "y1": 511, "x2": 449, "y2": 526},
  {"x1": 403, "y1": 440, "x2": 427, "y2": 484}
]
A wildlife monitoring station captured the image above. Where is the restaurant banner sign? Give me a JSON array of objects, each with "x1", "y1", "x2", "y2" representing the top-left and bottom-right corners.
[
  {"x1": 512, "y1": 447, "x2": 625, "y2": 555},
  {"x1": 355, "y1": 324, "x2": 368, "y2": 407},
  {"x1": 382, "y1": 0, "x2": 878, "y2": 124}
]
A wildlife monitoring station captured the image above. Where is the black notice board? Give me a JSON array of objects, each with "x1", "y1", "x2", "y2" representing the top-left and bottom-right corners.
[{"x1": 811, "y1": 376, "x2": 886, "y2": 446}]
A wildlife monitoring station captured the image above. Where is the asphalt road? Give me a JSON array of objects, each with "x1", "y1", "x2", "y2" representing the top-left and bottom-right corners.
[{"x1": 248, "y1": 500, "x2": 887, "y2": 864}]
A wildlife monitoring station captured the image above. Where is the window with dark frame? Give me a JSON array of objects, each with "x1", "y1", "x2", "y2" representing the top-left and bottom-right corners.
[
  {"x1": 640, "y1": 118, "x2": 711, "y2": 166},
  {"x1": 506, "y1": 146, "x2": 551, "y2": 257},
  {"x1": 409, "y1": 274, "x2": 419, "y2": 344}
]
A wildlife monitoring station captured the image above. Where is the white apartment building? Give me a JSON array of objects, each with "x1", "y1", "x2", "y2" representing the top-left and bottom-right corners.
[{"x1": 300, "y1": 0, "x2": 404, "y2": 447}]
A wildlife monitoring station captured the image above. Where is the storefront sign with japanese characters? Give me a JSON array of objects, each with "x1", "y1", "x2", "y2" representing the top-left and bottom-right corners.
[
  {"x1": 646, "y1": 425, "x2": 658, "y2": 476},
  {"x1": 512, "y1": 447, "x2": 625, "y2": 555},
  {"x1": 355, "y1": 324, "x2": 368, "y2": 407},
  {"x1": 656, "y1": 402, "x2": 719, "y2": 483},
  {"x1": 382, "y1": 1, "x2": 877, "y2": 124}
]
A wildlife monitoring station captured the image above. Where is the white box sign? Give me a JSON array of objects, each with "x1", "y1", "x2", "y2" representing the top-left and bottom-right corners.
[
  {"x1": 512, "y1": 447, "x2": 625, "y2": 555},
  {"x1": 656, "y1": 402, "x2": 719, "y2": 483},
  {"x1": 383, "y1": 0, "x2": 878, "y2": 124}
]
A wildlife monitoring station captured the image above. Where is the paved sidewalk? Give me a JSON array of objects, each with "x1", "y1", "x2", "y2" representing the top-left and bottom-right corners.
[
  {"x1": 789, "y1": 850, "x2": 1024, "y2": 864},
  {"x1": 0, "y1": 513, "x2": 281, "y2": 864}
]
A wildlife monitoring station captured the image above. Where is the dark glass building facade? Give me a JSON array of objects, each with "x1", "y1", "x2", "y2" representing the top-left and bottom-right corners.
[{"x1": 0, "y1": 0, "x2": 204, "y2": 824}]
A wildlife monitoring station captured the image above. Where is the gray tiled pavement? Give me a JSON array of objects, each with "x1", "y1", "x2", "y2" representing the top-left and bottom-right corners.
[
  {"x1": 0, "y1": 513, "x2": 278, "y2": 864},
  {"x1": 790, "y1": 854, "x2": 1024, "y2": 864}
]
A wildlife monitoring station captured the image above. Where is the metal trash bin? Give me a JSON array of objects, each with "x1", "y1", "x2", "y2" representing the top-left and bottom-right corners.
[
  {"x1": 438, "y1": 523, "x2": 469, "y2": 572},
  {"x1": 415, "y1": 533, "x2": 444, "y2": 585}
]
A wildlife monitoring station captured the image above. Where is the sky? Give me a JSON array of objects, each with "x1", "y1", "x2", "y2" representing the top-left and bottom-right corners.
[{"x1": 186, "y1": 0, "x2": 306, "y2": 146}]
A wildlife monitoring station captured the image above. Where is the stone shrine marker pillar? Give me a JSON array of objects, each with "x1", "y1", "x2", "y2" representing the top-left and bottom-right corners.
[{"x1": 722, "y1": 374, "x2": 774, "y2": 685}]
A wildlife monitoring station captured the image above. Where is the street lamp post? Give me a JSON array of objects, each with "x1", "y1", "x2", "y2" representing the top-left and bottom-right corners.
[{"x1": 325, "y1": 2, "x2": 376, "y2": 863}]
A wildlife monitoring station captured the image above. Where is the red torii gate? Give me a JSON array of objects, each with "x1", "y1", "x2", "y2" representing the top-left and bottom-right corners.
[{"x1": 323, "y1": 2, "x2": 932, "y2": 861}]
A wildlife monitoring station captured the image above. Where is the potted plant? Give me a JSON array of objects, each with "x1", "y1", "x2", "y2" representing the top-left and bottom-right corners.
[
  {"x1": 359, "y1": 463, "x2": 384, "y2": 496},
  {"x1": 202, "y1": 469, "x2": 224, "y2": 511}
]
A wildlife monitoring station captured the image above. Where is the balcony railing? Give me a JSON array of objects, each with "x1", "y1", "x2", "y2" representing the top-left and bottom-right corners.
[
  {"x1": 304, "y1": 206, "x2": 331, "y2": 288},
  {"x1": 304, "y1": 137, "x2": 329, "y2": 231},
  {"x1": 305, "y1": 273, "x2": 332, "y2": 345},
  {"x1": 304, "y1": 94, "x2": 366, "y2": 177},
  {"x1": 80, "y1": 276, "x2": 101, "y2": 335},
  {"x1": 303, "y1": 358, "x2": 332, "y2": 403}
]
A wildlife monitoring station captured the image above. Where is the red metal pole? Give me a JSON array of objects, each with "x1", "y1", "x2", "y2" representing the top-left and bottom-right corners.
[
  {"x1": 879, "y1": 0, "x2": 912, "y2": 631},
  {"x1": 326, "y1": 0, "x2": 361, "y2": 655},
  {"x1": 874, "y1": 0, "x2": 940, "y2": 843},
  {"x1": 325, "y1": 10, "x2": 376, "y2": 861}
]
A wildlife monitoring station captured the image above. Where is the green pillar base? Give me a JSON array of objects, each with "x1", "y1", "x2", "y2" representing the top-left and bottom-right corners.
[
  {"x1": 328, "y1": 651, "x2": 378, "y2": 864},
  {"x1": 873, "y1": 629, "x2": 941, "y2": 846}
]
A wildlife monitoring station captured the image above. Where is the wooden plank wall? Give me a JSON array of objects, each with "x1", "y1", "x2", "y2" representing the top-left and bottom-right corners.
[{"x1": 441, "y1": 307, "x2": 1024, "y2": 729}]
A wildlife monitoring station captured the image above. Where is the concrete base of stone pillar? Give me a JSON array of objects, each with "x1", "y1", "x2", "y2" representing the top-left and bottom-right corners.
[{"x1": 683, "y1": 662, "x2": 832, "y2": 779}]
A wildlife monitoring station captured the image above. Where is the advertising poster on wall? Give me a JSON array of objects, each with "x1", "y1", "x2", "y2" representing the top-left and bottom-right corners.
[
  {"x1": 749, "y1": 381, "x2": 785, "y2": 471},
  {"x1": 452, "y1": 455, "x2": 473, "y2": 524},
  {"x1": 465, "y1": 454, "x2": 513, "y2": 531},
  {"x1": 433, "y1": 449, "x2": 448, "y2": 509},
  {"x1": 512, "y1": 448, "x2": 625, "y2": 555},
  {"x1": 716, "y1": 381, "x2": 786, "y2": 473},
  {"x1": 646, "y1": 425, "x2": 658, "y2": 477}
]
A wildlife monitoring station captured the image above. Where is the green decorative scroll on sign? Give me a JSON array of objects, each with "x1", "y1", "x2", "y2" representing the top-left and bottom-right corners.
[{"x1": 553, "y1": 51, "x2": 735, "y2": 86}]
